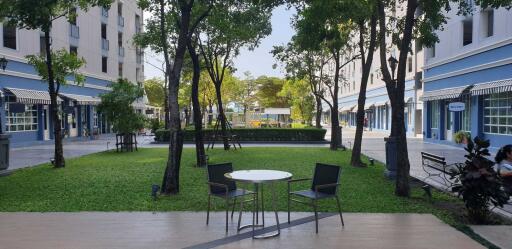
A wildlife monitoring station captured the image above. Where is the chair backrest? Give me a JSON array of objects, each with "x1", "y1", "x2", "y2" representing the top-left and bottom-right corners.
[
  {"x1": 207, "y1": 163, "x2": 236, "y2": 194},
  {"x1": 311, "y1": 163, "x2": 341, "y2": 195}
]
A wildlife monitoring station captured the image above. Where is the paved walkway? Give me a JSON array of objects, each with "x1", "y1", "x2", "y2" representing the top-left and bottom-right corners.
[
  {"x1": 0, "y1": 212, "x2": 485, "y2": 249},
  {"x1": 470, "y1": 225, "x2": 512, "y2": 249}
]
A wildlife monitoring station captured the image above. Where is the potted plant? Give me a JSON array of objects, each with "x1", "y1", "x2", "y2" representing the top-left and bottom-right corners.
[
  {"x1": 453, "y1": 131, "x2": 470, "y2": 144},
  {"x1": 451, "y1": 137, "x2": 509, "y2": 224}
]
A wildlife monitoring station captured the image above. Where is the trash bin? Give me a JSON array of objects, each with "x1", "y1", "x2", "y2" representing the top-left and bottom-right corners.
[
  {"x1": 0, "y1": 134, "x2": 10, "y2": 171},
  {"x1": 384, "y1": 136, "x2": 397, "y2": 179}
]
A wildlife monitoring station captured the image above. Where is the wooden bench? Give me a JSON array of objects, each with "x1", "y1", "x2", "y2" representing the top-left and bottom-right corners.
[{"x1": 421, "y1": 152, "x2": 461, "y2": 187}]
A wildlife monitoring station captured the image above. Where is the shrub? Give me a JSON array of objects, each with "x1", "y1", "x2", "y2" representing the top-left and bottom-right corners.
[
  {"x1": 155, "y1": 128, "x2": 327, "y2": 142},
  {"x1": 451, "y1": 136, "x2": 510, "y2": 224},
  {"x1": 453, "y1": 131, "x2": 470, "y2": 144},
  {"x1": 147, "y1": 119, "x2": 163, "y2": 134}
]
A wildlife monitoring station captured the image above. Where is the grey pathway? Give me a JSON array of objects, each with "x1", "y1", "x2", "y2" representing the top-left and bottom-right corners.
[
  {"x1": 0, "y1": 212, "x2": 485, "y2": 249},
  {"x1": 470, "y1": 225, "x2": 512, "y2": 249}
]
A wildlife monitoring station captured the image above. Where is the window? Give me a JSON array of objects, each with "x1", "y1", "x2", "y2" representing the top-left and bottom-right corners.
[
  {"x1": 135, "y1": 14, "x2": 141, "y2": 34},
  {"x1": 483, "y1": 92, "x2": 512, "y2": 135},
  {"x1": 118, "y1": 2, "x2": 123, "y2": 16},
  {"x1": 461, "y1": 95, "x2": 472, "y2": 132},
  {"x1": 407, "y1": 57, "x2": 413, "y2": 73},
  {"x1": 482, "y1": 9, "x2": 494, "y2": 37},
  {"x1": 352, "y1": 81, "x2": 355, "y2": 91},
  {"x1": 463, "y1": 18, "x2": 473, "y2": 46},
  {"x1": 4, "y1": 99, "x2": 38, "y2": 132},
  {"x1": 430, "y1": 100, "x2": 440, "y2": 129},
  {"x1": 370, "y1": 73, "x2": 374, "y2": 84},
  {"x1": 429, "y1": 45, "x2": 436, "y2": 58},
  {"x1": 102, "y1": 56, "x2": 107, "y2": 73},
  {"x1": 118, "y1": 32, "x2": 122, "y2": 47},
  {"x1": 39, "y1": 35, "x2": 46, "y2": 56},
  {"x1": 118, "y1": 62, "x2": 123, "y2": 77},
  {"x1": 101, "y1": 23, "x2": 107, "y2": 39},
  {"x1": 3, "y1": 23, "x2": 17, "y2": 49},
  {"x1": 70, "y1": 46, "x2": 78, "y2": 55}
]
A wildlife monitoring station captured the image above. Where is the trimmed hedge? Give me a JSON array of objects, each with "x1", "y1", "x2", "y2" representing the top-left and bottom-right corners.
[{"x1": 154, "y1": 128, "x2": 327, "y2": 142}]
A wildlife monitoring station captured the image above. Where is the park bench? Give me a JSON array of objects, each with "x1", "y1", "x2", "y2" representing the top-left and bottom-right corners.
[{"x1": 421, "y1": 152, "x2": 461, "y2": 187}]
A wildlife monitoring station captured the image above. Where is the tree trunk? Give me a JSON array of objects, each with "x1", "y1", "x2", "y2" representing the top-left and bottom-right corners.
[
  {"x1": 164, "y1": 76, "x2": 170, "y2": 129},
  {"x1": 160, "y1": 0, "x2": 189, "y2": 195},
  {"x1": 214, "y1": 83, "x2": 230, "y2": 150},
  {"x1": 315, "y1": 96, "x2": 322, "y2": 128},
  {"x1": 351, "y1": 17, "x2": 377, "y2": 167},
  {"x1": 187, "y1": 39, "x2": 206, "y2": 167},
  {"x1": 44, "y1": 28, "x2": 65, "y2": 168},
  {"x1": 208, "y1": 103, "x2": 213, "y2": 126},
  {"x1": 329, "y1": 52, "x2": 340, "y2": 150}
]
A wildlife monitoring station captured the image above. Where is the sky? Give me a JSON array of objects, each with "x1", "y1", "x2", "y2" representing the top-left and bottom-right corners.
[{"x1": 143, "y1": 5, "x2": 296, "y2": 80}]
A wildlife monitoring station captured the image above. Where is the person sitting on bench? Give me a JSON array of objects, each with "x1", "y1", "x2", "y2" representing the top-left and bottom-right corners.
[{"x1": 495, "y1": 144, "x2": 512, "y2": 195}]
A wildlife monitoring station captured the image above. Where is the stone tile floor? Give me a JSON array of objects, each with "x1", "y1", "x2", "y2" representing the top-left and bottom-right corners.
[{"x1": 0, "y1": 212, "x2": 485, "y2": 249}]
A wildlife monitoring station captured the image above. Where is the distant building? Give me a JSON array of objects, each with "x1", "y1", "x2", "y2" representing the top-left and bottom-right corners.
[
  {"x1": 0, "y1": 1, "x2": 145, "y2": 146},
  {"x1": 335, "y1": 10, "x2": 424, "y2": 137},
  {"x1": 422, "y1": 3, "x2": 512, "y2": 148}
]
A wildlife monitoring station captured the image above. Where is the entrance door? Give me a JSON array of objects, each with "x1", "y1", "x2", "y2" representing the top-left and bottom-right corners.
[
  {"x1": 43, "y1": 105, "x2": 50, "y2": 140},
  {"x1": 445, "y1": 105, "x2": 453, "y2": 141},
  {"x1": 69, "y1": 108, "x2": 78, "y2": 137}
]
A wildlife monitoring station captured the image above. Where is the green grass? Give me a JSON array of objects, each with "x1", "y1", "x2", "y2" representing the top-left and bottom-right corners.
[{"x1": 0, "y1": 147, "x2": 459, "y2": 216}]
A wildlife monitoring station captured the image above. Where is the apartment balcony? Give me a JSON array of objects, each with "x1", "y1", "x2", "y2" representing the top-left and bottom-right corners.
[
  {"x1": 118, "y1": 16, "x2": 124, "y2": 27},
  {"x1": 101, "y1": 38, "x2": 109, "y2": 51},
  {"x1": 118, "y1": 47, "x2": 124, "y2": 57},
  {"x1": 101, "y1": 7, "x2": 109, "y2": 17},
  {"x1": 70, "y1": 24, "x2": 80, "y2": 39}
]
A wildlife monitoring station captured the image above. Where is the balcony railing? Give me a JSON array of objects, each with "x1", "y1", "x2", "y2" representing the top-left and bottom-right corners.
[
  {"x1": 70, "y1": 24, "x2": 80, "y2": 38},
  {"x1": 118, "y1": 16, "x2": 124, "y2": 27},
  {"x1": 118, "y1": 47, "x2": 124, "y2": 57},
  {"x1": 101, "y1": 38, "x2": 109, "y2": 51},
  {"x1": 101, "y1": 7, "x2": 109, "y2": 17}
]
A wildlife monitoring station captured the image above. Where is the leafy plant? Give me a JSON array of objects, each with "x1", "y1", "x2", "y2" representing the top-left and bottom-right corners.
[
  {"x1": 451, "y1": 136, "x2": 510, "y2": 224},
  {"x1": 453, "y1": 131, "x2": 471, "y2": 144},
  {"x1": 98, "y1": 79, "x2": 146, "y2": 135}
]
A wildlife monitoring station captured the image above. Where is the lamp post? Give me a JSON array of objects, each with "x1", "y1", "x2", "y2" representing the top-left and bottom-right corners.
[
  {"x1": 384, "y1": 55, "x2": 398, "y2": 179},
  {"x1": 0, "y1": 56, "x2": 10, "y2": 173},
  {"x1": 0, "y1": 56, "x2": 8, "y2": 134}
]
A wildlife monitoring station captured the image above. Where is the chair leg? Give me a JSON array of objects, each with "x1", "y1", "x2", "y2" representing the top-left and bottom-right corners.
[
  {"x1": 287, "y1": 193, "x2": 291, "y2": 224},
  {"x1": 237, "y1": 196, "x2": 245, "y2": 231},
  {"x1": 231, "y1": 198, "x2": 237, "y2": 219},
  {"x1": 313, "y1": 200, "x2": 318, "y2": 234},
  {"x1": 225, "y1": 197, "x2": 229, "y2": 233},
  {"x1": 206, "y1": 194, "x2": 211, "y2": 225},
  {"x1": 335, "y1": 196, "x2": 344, "y2": 227}
]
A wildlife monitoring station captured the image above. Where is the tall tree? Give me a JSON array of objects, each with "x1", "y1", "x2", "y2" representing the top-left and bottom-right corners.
[
  {"x1": 294, "y1": 1, "x2": 358, "y2": 150},
  {"x1": 0, "y1": 0, "x2": 111, "y2": 168},
  {"x1": 272, "y1": 41, "x2": 330, "y2": 128},
  {"x1": 256, "y1": 76, "x2": 288, "y2": 108},
  {"x1": 198, "y1": 1, "x2": 272, "y2": 150},
  {"x1": 350, "y1": 1, "x2": 378, "y2": 167},
  {"x1": 144, "y1": 78, "x2": 166, "y2": 107},
  {"x1": 375, "y1": 0, "x2": 512, "y2": 196},
  {"x1": 137, "y1": 0, "x2": 212, "y2": 194},
  {"x1": 279, "y1": 78, "x2": 315, "y2": 125},
  {"x1": 186, "y1": 35, "x2": 206, "y2": 167}
]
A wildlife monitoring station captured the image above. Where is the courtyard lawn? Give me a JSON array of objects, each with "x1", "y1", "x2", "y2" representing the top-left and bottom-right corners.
[{"x1": 0, "y1": 147, "x2": 459, "y2": 217}]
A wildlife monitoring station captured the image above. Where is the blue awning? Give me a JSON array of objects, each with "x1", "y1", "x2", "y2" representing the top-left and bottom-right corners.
[
  {"x1": 420, "y1": 85, "x2": 471, "y2": 101},
  {"x1": 470, "y1": 78, "x2": 512, "y2": 96}
]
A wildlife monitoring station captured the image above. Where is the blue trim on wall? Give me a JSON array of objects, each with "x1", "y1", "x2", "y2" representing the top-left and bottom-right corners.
[
  {"x1": 425, "y1": 43, "x2": 512, "y2": 78},
  {"x1": 425, "y1": 64, "x2": 512, "y2": 91}
]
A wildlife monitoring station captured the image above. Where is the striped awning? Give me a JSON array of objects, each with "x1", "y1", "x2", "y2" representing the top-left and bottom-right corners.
[
  {"x1": 4, "y1": 87, "x2": 62, "y2": 105},
  {"x1": 470, "y1": 78, "x2": 512, "y2": 96},
  {"x1": 420, "y1": 85, "x2": 470, "y2": 101},
  {"x1": 339, "y1": 104, "x2": 356, "y2": 112},
  {"x1": 364, "y1": 102, "x2": 375, "y2": 110},
  {"x1": 59, "y1": 93, "x2": 101, "y2": 106}
]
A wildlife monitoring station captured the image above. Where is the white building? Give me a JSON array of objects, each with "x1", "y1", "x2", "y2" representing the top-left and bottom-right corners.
[
  {"x1": 0, "y1": 0, "x2": 145, "y2": 145},
  {"x1": 422, "y1": 3, "x2": 512, "y2": 148}
]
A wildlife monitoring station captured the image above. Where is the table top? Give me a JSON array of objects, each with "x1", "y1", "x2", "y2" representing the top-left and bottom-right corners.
[{"x1": 225, "y1": 170, "x2": 293, "y2": 183}]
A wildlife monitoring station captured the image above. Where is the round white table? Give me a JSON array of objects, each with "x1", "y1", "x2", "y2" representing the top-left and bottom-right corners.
[{"x1": 225, "y1": 170, "x2": 292, "y2": 239}]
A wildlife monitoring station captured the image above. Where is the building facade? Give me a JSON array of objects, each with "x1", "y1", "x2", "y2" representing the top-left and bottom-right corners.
[
  {"x1": 0, "y1": 1, "x2": 144, "y2": 146},
  {"x1": 337, "y1": 38, "x2": 424, "y2": 137},
  {"x1": 422, "y1": 4, "x2": 512, "y2": 148}
]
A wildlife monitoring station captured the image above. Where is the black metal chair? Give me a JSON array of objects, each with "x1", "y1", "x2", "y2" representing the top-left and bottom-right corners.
[
  {"x1": 206, "y1": 163, "x2": 255, "y2": 232},
  {"x1": 287, "y1": 163, "x2": 344, "y2": 233}
]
